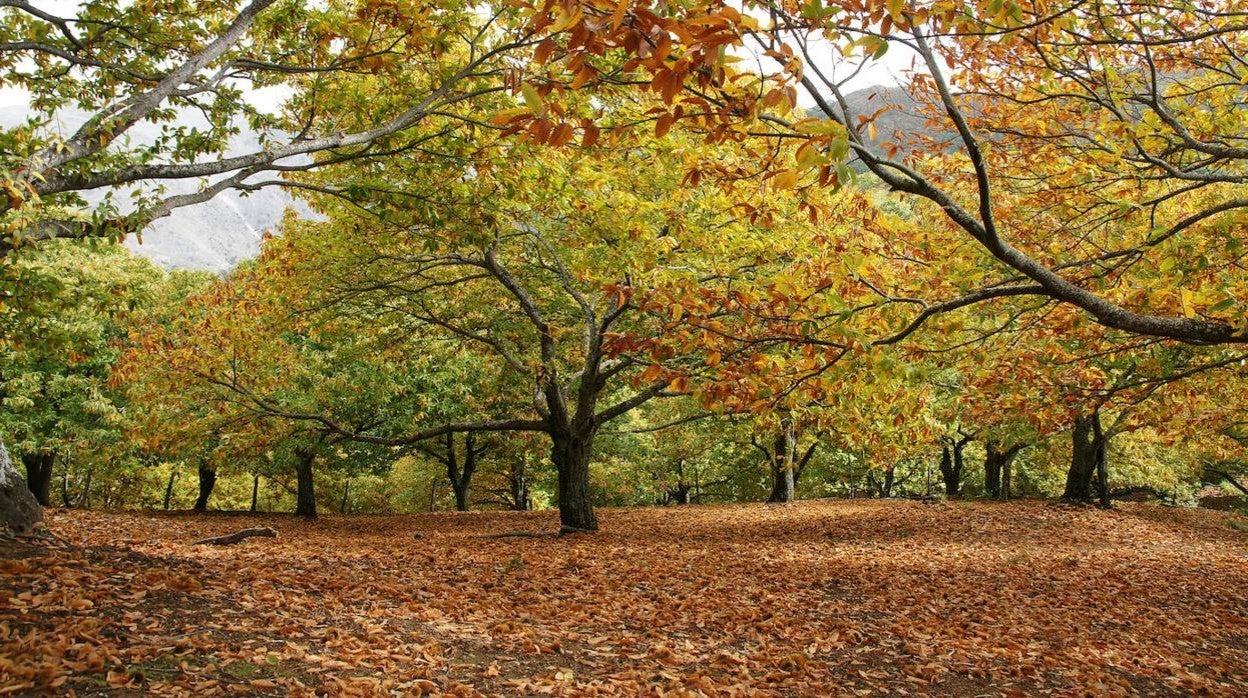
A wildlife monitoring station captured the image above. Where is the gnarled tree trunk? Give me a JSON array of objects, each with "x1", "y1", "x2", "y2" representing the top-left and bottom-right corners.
[
  {"x1": 769, "y1": 422, "x2": 795, "y2": 503},
  {"x1": 1062, "y1": 413, "x2": 1107, "y2": 503},
  {"x1": 984, "y1": 441, "x2": 1026, "y2": 500},
  {"x1": 759, "y1": 420, "x2": 817, "y2": 504},
  {"x1": 939, "y1": 433, "x2": 972, "y2": 497},
  {"x1": 294, "y1": 448, "x2": 317, "y2": 518},
  {"x1": 193, "y1": 465, "x2": 216, "y2": 512},
  {"x1": 1, "y1": 438, "x2": 43, "y2": 533},
  {"x1": 551, "y1": 429, "x2": 597, "y2": 531},
  {"x1": 21, "y1": 452, "x2": 55, "y2": 507}
]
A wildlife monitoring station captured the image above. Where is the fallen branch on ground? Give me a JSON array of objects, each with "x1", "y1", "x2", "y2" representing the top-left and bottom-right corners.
[
  {"x1": 478, "y1": 530, "x2": 555, "y2": 539},
  {"x1": 193, "y1": 527, "x2": 278, "y2": 546}
]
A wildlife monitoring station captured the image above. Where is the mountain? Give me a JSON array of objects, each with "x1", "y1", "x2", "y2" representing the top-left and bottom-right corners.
[{"x1": 1, "y1": 106, "x2": 311, "y2": 273}]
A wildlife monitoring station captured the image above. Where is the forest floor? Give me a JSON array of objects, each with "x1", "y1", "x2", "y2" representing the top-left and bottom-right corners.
[{"x1": 2, "y1": 499, "x2": 1248, "y2": 697}]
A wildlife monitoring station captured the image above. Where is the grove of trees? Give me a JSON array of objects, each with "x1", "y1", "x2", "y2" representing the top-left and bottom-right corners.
[{"x1": 3, "y1": 0, "x2": 1248, "y2": 534}]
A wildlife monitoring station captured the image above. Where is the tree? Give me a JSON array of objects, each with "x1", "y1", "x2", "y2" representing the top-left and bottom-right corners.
[
  {"x1": 1, "y1": 0, "x2": 536, "y2": 255},
  {"x1": 529, "y1": 0, "x2": 1248, "y2": 345},
  {"x1": 0, "y1": 437, "x2": 40, "y2": 532},
  {"x1": 416, "y1": 433, "x2": 489, "y2": 512}
]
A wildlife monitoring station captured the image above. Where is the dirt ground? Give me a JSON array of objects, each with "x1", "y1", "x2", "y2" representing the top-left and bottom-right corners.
[{"x1": 3, "y1": 499, "x2": 1247, "y2": 696}]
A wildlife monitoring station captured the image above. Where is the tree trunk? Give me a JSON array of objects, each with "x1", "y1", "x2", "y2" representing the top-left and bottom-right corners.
[
  {"x1": 250, "y1": 474, "x2": 259, "y2": 513},
  {"x1": 1094, "y1": 415, "x2": 1111, "y2": 508},
  {"x1": 668, "y1": 459, "x2": 691, "y2": 504},
  {"x1": 508, "y1": 461, "x2": 531, "y2": 511},
  {"x1": 80, "y1": 467, "x2": 93, "y2": 509},
  {"x1": 766, "y1": 422, "x2": 796, "y2": 503},
  {"x1": 164, "y1": 470, "x2": 177, "y2": 511},
  {"x1": 340, "y1": 478, "x2": 350, "y2": 515},
  {"x1": 61, "y1": 471, "x2": 71, "y2": 508},
  {"x1": 21, "y1": 452, "x2": 54, "y2": 506},
  {"x1": 984, "y1": 442, "x2": 1002, "y2": 498},
  {"x1": 294, "y1": 448, "x2": 317, "y2": 518},
  {"x1": 551, "y1": 431, "x2": 598, "y2": 531},
  {"x1": 985, "y1": 441, "x2": 1025, "y2": 500},
  {"x1": 939, "y1": 446, "x2": 958, "y2": 496},
  {"x1": 0, "y1": 438, "x2": 43, "y2": 533},
  {"x1": 193, "y1": 465, "x2": 216, "y2": 512},
  {"x1": 940, "y1": 435, "x2": 971, "y2": 497},
  {"x1": 1062, "y1": 413, "x2": 1105, "y2": 502}
]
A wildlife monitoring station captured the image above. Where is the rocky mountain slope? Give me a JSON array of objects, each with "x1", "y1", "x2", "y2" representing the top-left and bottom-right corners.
[{"x1": 2, "y1": 106, "x2": 309, "y2": 273}]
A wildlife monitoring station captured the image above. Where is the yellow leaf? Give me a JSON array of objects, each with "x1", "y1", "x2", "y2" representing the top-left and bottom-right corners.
[{"x1": 773, "y1": 169, "x2": 799, "y2": 190}]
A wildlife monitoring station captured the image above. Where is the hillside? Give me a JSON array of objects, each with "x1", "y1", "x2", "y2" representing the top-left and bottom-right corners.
[
  {"x1": 1, "y1": 106, "x2": 310, "y2": 273},
  {"x1": 3, "y1": 500, "x2": 1247, "y2": 695}
]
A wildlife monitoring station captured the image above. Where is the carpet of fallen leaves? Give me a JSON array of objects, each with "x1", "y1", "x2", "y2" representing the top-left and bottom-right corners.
[{"x1": 3, "y1": 499, "x2": 1248, "y2": 696}]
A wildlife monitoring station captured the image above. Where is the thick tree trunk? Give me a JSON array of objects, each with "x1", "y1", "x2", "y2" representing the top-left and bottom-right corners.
[
  {"x1": 193, "y1": 465, "x2": 216, "y2": 512},
  {"x1": 1094, "y1": 417, "x2": 1111, "y2": 508},
  {"x1": 766, "y1": 422, "x2": 796, "y2": 503},
  {"x1": 21, "y1": 452, "x2": 54, "y2": 506},
  {"x1": 1062, "y1": 413, "x2": 1105, "y2": 502},
  {"x1": 0, "y1": 438, "x2": 43, "y2": 533},
  {"x1": 668, "y1": 459, "x2": 692, "y2": 504},
  {"x1": 938, "y1": 446, "x2": 959, "y2": 496},
  {"x1": 984, "y1": 443, "x2": 1002, "y2": 498},
  {"x1": 294, "y1": 449, "x2": 317, "y2": 518},
  {"x1": 985, "y1": 441, "x2": 1025, "y2": 500},
  {"x1": 164, "y1": 470, "x2": 177, "y2": 511},
  {"x1": 551, "y1": 431, "x2": 598, "y2": 531},
  {"x1": 250, "y1": 474, "x2": 260, "y2": 513},
  {"x1": 940, "y1": 435, "x2": 971, "y2": 497}
]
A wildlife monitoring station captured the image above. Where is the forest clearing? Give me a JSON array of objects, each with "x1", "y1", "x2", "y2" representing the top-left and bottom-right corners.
[
  {"x1": 4, "y1": 500, "x2": 1248, "y2": 696},
  {"x1": 5, "y1": 0, "x2": 1248, "y2": 695}
]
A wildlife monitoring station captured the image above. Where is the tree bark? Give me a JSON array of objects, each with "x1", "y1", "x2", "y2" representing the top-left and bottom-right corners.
[
  {"x1": 985, "y1": 441, "x2": 1026, "y2": 500},
  {"x1": 1062, "y1": 413, "x2": 1106, "y2": 502},
  {"x1": 764, "y1": 420, "x2": 814, "y2": 503},
  {"x1": 250, "y1": 474, "x2": 260, "y2": 513},
  {"x1": 508, "y1": 460, "x2": 531, "y2": 511},
  {"x1": 938, "y1": 445, "x2": 962, "y2": 497},
  {"x1": 193, "y1": 465, "x2": 216, "y2": 512},
  {"x1": 164, "y1": 470, "x2": 177, "y2": 511},
  {"x1": 940, "y1": 434, "x2": 972, "y2": 497},
  {"x1": 80, "y1": 467, "x2": 93, "y2": 509},
  {"x1": 984, "y1": 443, "x2": 1002, "y2": 498},
  {"x1": 668, "y1": 459, "x2": 692, "y2": 505},
  {"x1": 193, "y1": 527, "x2": 278, "y2": 546},
  {"x1": 0, "y1": 438, "x2": 43, "y2": 534},
  {"x1": 775, "y1": 421, "x2": 796, "y2": 503},
  {"x1": 294, "y1": 448, "x2": 317, "y2": 518},
  {"x1": 551, "y1": 431, "x2": 598, "y2": 531},
  {"x1": 61, "y1": 471, "x2": 71, "y2": 508},
  {"x1": 339, "y1": 477, "x2": 350, "y2": 515},
  {"x1": 1094, "y1": 415, "x2": 1111, "y2": 508},
  {"x1": 21, "y1": 452, "x2": 55, "y2": 507}
]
